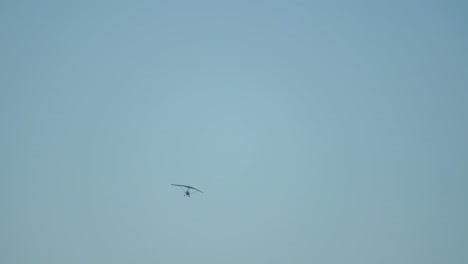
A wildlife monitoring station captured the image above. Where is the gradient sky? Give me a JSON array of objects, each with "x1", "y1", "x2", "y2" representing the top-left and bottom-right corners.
[{"x1": 1, "y1": 1, "x2": 468, "y2": 263}]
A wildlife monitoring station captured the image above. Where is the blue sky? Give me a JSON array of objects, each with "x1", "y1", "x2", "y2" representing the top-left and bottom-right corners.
[{"x1": 1, "y1": 1, "x2": 468, "y2": 263}]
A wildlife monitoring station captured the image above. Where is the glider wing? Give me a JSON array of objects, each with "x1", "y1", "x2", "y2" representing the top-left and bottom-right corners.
[{"x1": 171, "y1": 184, "x2": 204, "y2": 193}]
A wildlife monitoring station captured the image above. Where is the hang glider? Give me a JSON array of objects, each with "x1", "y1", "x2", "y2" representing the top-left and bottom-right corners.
[{"x1": 171, "y1": 184, "x2": 203, "y2": 197}]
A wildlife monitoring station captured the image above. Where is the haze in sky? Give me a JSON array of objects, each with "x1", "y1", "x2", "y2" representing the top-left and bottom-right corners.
[{"x1": 1, "y1": 1, "x2": 467, "y2": 263}]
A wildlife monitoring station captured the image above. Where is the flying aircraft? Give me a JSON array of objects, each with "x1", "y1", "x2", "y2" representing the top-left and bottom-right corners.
[{"x1": 171, "y1": 184, "x2": 204, "y2": 197}]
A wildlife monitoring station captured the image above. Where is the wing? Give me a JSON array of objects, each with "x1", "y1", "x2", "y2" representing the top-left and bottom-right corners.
[{"x1": 171, "y1": 184, "x2": 204, "y2": 193}]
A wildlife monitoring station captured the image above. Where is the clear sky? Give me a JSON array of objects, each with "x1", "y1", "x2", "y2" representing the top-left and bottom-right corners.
[{"x1": 1, "y1": 1, "x2": 468, "y2": 263}]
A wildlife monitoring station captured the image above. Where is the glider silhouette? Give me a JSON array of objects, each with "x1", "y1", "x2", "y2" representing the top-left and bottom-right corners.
[{"x1": 171, "y1": 184, "x2": 203, "y2": 197}]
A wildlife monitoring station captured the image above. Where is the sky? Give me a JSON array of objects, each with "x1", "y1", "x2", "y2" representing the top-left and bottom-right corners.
[{"x1": 1, "y1": 1, "x2": 468, "y2": 263}]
